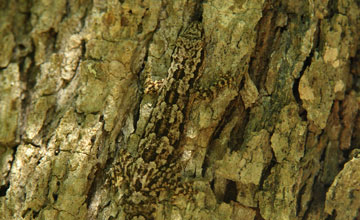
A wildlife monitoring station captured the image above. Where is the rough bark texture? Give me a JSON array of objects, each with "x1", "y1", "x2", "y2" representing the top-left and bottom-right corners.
[{"x1": 0, "y1": 0, "x2": 359, "y2": 219}]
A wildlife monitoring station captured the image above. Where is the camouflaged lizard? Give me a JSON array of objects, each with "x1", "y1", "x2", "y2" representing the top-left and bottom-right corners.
[{"x1": 110, "y1": 21, "x2": 204, "y2": 219}]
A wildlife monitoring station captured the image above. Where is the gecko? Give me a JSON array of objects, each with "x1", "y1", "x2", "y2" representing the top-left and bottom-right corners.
[{"x1": 110, "y1": 21, "x2": 204, "y2": 219}]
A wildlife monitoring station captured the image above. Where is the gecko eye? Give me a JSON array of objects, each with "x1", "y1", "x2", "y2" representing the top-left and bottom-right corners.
[{"x1": 219, "y1": 79, "x2": 226, "y2": 86}]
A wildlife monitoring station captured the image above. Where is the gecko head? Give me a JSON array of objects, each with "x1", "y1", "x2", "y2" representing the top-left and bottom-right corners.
[
  {"x1": 179, "y1": 21, "x2": 203, "y2": 41},
  {"x1": 175, "y1": 22, "x2": 204, "y2": 52}
]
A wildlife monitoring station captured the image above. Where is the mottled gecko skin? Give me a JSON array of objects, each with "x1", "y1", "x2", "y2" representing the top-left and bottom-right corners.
[{"x1": 111, "y1": 22, "x2": 204, "y2": 219}]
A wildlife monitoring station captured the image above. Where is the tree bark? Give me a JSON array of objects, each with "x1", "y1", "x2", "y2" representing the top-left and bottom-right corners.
[{"x1": 0, "y1": 0, "x2": 359, "y2": 219}]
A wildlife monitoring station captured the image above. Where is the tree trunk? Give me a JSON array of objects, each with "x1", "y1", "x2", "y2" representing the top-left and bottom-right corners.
[{"x1": 1, "y1": 0, "x2": 359, "y2": 219}]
